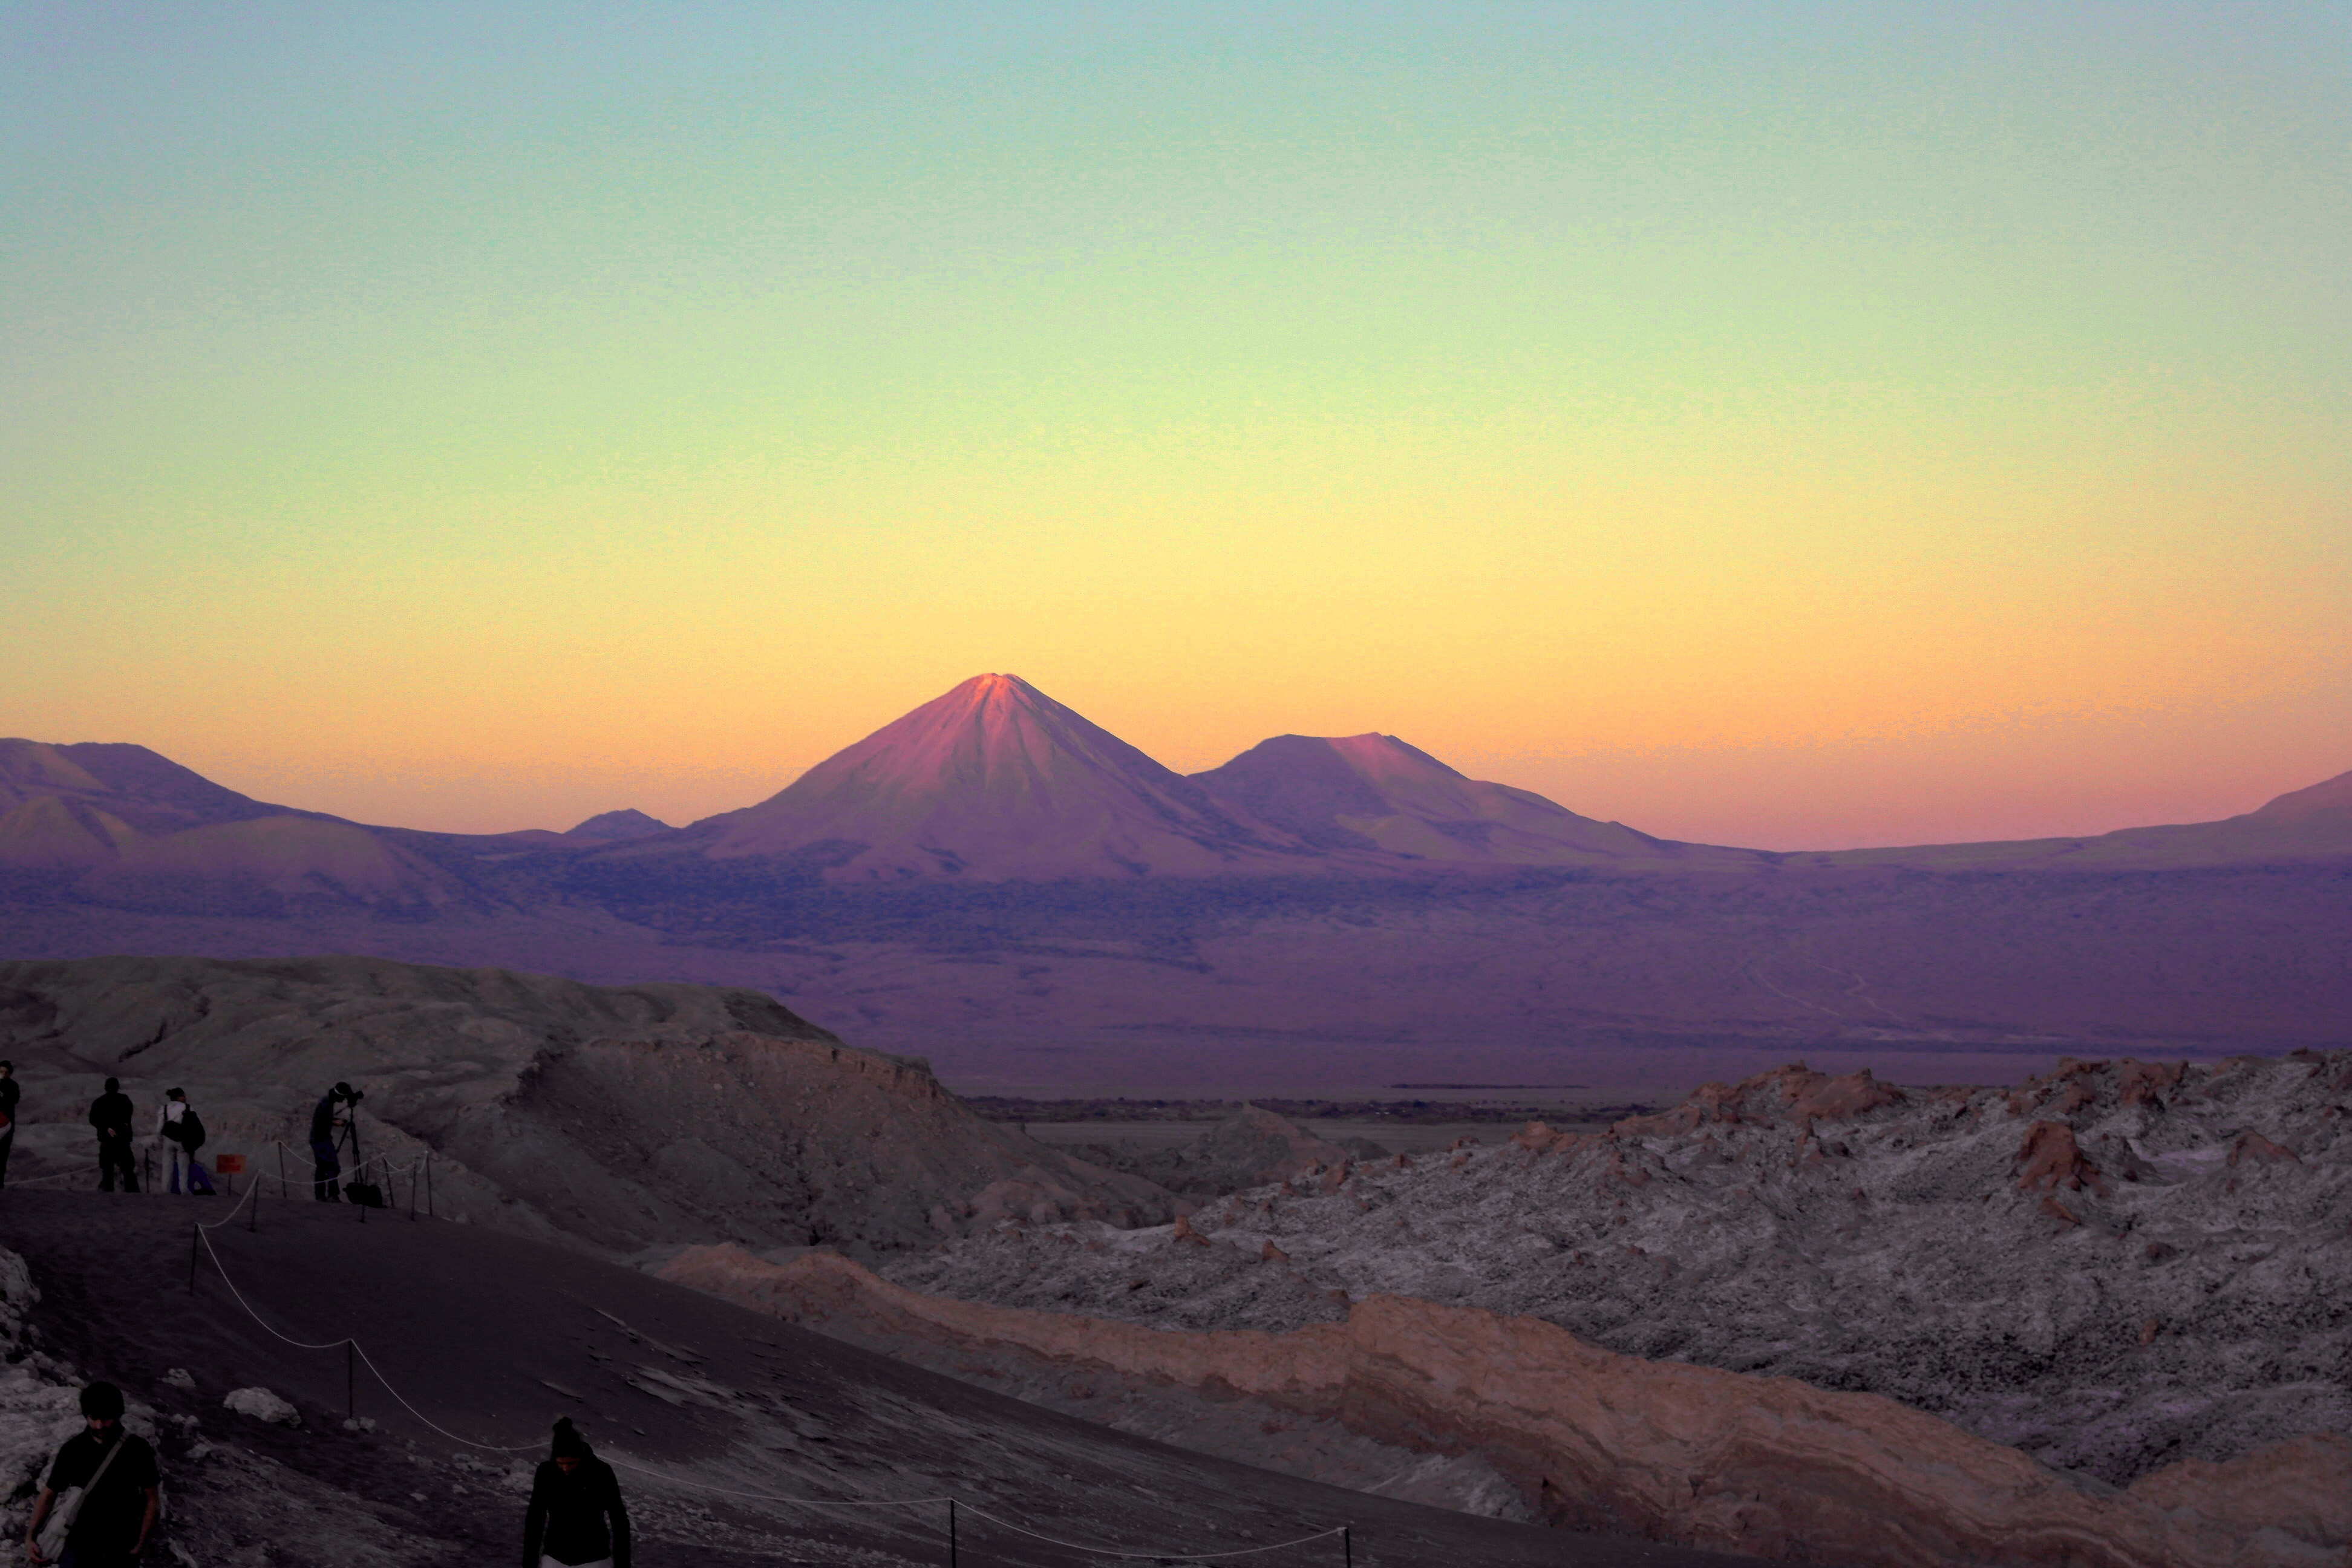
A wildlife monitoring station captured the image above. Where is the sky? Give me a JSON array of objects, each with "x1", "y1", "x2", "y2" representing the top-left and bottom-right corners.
[{"x1": 5, "y1": 2, "x2": 2348, "y2": 849}]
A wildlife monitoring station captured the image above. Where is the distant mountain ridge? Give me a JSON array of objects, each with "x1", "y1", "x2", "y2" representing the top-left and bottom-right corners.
[
  {"x1": 10, "y1": 679, "x2": 2347, "y2": 888},
  {"x1": 5, "y1": 684, "x2": 2350, "y2": 1061},
  {"x1": 1190, "y1": 732, "x2": 1730, "y2": 866},
  {"x1": 566, "y1": 808, "x2": 671, "y2": 842}
]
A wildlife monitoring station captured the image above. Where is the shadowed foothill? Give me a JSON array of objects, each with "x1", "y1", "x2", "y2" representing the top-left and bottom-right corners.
[{"x1": 0, "y1": 1191, "x2": 1723, "y2": 1568}]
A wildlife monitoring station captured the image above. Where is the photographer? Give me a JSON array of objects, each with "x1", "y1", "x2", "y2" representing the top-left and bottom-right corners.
[{"x1": 308, "y1": 1082, "x2": 362, "y2": 1202}]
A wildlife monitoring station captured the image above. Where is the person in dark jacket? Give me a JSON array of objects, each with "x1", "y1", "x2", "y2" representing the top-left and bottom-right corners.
[
  {"x1": 24, "y1": 1381, "x2": 160, "y2": 1566},
  {"x1": 0, "y1": 1060, "x2": 19, "y2": 1189},
  {"x1": 88, "y1": 1079, "x2": 138, "y2": 1194},
  {"x1": 522, "y1": 1419, "x2": 630, "y2": 1568},
  {"x1": 308, "y1": 1083, "x2": 359, "y2": 1201}
]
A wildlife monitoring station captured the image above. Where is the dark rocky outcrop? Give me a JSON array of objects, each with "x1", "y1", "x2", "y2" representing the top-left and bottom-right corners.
[{"x1": 0, "y1": 955, "x2": 1176, "y2": 1255}]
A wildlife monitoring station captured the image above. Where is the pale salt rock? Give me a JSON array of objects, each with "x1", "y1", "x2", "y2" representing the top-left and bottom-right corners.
[{"x1": 222, "y1": 1387, "x2": 300, "y2": 1425}]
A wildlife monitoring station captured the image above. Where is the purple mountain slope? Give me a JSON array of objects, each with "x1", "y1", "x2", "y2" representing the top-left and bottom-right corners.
[
  {"x1": 1190, "y1": 733, "x2": 1742, "y2": 866},
  {"x1": 679, "y1": 674, "x2": 1313, "y2": 880},
  {"x1": 565, "y1": 808, "x2": 672, "y2": 843}
]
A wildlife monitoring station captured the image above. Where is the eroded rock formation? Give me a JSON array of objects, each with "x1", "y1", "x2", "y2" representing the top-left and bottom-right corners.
[
  {"x1": 884, "y1": 1054, "x2": 2352, "y2": 1485},
  {"x1": 660, "y1": 1245, "x2": 2352, "y2": 1568},
  {"x1": 1071, "y1": 1103, "x2": 1362, "y2": 1197}
]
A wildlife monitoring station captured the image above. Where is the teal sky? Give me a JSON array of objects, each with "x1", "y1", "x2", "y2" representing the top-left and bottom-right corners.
[{"x1": 4, "y1": 3, "x2": 2348, "y2": 846}]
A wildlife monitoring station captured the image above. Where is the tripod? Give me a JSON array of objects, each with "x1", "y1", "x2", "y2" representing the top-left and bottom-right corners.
[{"x1": 335, "y1": 1109, "x2": 365, "y2": 1203}]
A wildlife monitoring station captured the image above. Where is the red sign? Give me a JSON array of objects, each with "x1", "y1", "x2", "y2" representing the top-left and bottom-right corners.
[{"x1": 213, "y1": 1155, "x2": 246, "y2": 1174}]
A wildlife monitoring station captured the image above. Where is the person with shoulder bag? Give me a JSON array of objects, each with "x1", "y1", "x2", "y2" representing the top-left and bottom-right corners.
[
  {"x1": 24, "y1": 1382, "x2": 159, "y2": 1566},
  {"x1": 154, "y1": 1090, "x2": 203, "y2": 1197}
]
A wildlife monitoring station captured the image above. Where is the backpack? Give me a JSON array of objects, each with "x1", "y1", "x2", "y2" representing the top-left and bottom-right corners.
[{"x1": 171, "y1": 1109, "x2": 206, "y2": 1153}]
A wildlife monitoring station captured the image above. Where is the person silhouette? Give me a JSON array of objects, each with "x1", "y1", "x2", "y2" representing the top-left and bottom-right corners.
[
  {"x1": 522, "y1": 1419, "x2": 631, "y2": 1568},
  {"x1": 88, "y1": 1079, "x2": 138, "y2": 1194}
]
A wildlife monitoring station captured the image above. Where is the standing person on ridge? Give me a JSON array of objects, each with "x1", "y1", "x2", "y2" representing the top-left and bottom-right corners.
[
  {"x1": 308, "y1": 1082, "x2": 359, "y2": 1202},
  {"x1": 88, "y1": 1079, "x2": 138, "y2": 1194},
  {"x1": 523, "y1": 1418, "x2": 630, "y2": 1568},
  {"x1": 154, "y1": 1089, "x2": 196, "y2": 1197},
  {"x1": 24, "y1": 1381, "x2": 160, "y2": 1567},
  {"x1": 0, "y1": 1060, "x2": 19, "y2": 1189}
]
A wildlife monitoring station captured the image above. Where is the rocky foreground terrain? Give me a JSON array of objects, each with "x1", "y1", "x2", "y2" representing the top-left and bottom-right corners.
[
  {"x1": 5, "y1": 952, "x2": 2348, "y2": 1566},
  {"x1": 878, "y1": 1054, "x2": 2352, "y2": 1487},
  {"x1": 0, "y1": 955, "x2": 1174, "y2": 1255},
  {"x1": 3, "y1": 1195, "x2": 1614, "y2": 1568}
]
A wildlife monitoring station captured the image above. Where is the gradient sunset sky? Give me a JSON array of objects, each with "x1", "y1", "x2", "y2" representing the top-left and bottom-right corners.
[{"x1": 5, "y1": 4, "x2": 2348, "y2": 849}]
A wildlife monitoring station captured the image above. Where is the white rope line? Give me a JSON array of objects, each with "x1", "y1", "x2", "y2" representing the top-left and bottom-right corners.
[
  {"x1": 195, "y1": 1175, "x2": 261, "y2": 1230},
  {"x1": 1, "y1": 1142, "x2": 424, "y2": 1195},
  {"x1": 0, "y1": 1167, "x2": 88, "y2": 1189},
  {"x1": 191, "y1": 1231, "x2": 1353, "y2": 1555},
  {"x1": 959, "y1": 1506, "x2": 1347, "y2": 1560},
  {"x1": 262, "y1": 1137, "x2": 425, "y2": 1183},
  {"x1": 596, "y1": 1458, "x2": 950, "y2": 1509},
  {"x1": 195, "y1": 1224, "x2": 540, "y2": 1450}
]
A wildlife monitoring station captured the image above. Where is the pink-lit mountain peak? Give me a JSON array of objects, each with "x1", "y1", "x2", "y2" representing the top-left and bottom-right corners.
[
  {"x1": 697, "y1": 675, "x2": 1305, "y2": 878},
  {"x1": 792, "y1": 674, "x2": 1174, "y2": 806}
]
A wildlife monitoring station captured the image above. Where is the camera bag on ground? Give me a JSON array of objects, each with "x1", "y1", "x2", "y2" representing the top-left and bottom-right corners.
[{"x1": 345, "y1": 1180, "x2": 385, "y2": 1208}]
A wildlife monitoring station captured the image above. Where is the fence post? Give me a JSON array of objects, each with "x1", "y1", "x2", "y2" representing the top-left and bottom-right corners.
[
  {"x1": 425, "y1": 1151, "x2": 433, "y2": 1218},
  {"x1": 1343, "y1": 1525, "x2": 1351, "y2": 1567},
  {"x1": 277, "y1": 1144, "x2": 287, "y2": 1199},
  {"x1": 250, "y1": 1177, "x2": 259, "y2": 1232},
  {"x1": 948, "y1": 1499, "x2": 956, "y2": 1568},
  {"x1": 346, "y1": 1342, "x2": 354, "y2": 1425},
  {"x1": 187, "y1": 1225, "x2": 198, "y2": 1294},
  {"x1": 408, "y1": 1158, "x2": 418, "y2": 1222}
]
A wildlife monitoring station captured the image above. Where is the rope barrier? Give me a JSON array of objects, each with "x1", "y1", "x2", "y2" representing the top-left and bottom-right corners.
[
  {"x1": 958, "y1": 1506, "x2": 1350, "y2": 1560},
  {"x1": 195, "y1": 1175, "x2": 261, "y2": 1232},
  {"x1": 189, "y1": 1226, "x2": 1354, "y2": 1560},
  {"x1": 0, "y1": 1166, "x2": 90, "y2": 1190},
  {"x1": 0, "y1": 1137, "x2": 424, "y2": 1196}
]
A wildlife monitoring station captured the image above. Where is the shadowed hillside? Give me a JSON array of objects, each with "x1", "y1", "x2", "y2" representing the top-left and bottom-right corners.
[
  {"x1": 2, "y1": 1193, "x2": 1694, "y2": 1567},
  {"x1": 0, "y1": 956, "x2": 1176, "y2": 1255}
]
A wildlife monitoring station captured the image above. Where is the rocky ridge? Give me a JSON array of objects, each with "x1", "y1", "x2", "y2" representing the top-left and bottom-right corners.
[
  {"x1": 0, "y1": 955, "x2": 1175, "y2": 1255},
  {"x1": 660, "y1": 1244, "x2": 2352, "y2": 1568},
  {"x1": 881, "y1": 1054, "x2": 2352, "y2": 1485},
  {"x1": 1068, "y1": 1103, "x2": 1370, "y2": 1197}
]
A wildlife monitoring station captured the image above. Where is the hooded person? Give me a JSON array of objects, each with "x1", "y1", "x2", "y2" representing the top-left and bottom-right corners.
[{"x1": 522, "y1": 1419, "x2": 630, "y2": 1568}]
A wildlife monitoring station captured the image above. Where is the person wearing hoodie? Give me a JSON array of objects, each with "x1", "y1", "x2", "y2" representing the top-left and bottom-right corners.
[
  {"x1": 521, "y1": 1419, "x2": 630, "y2": 1568},
  {"x1": 87, "y1": 1079, "x2": 137, "y2": 1194}
]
